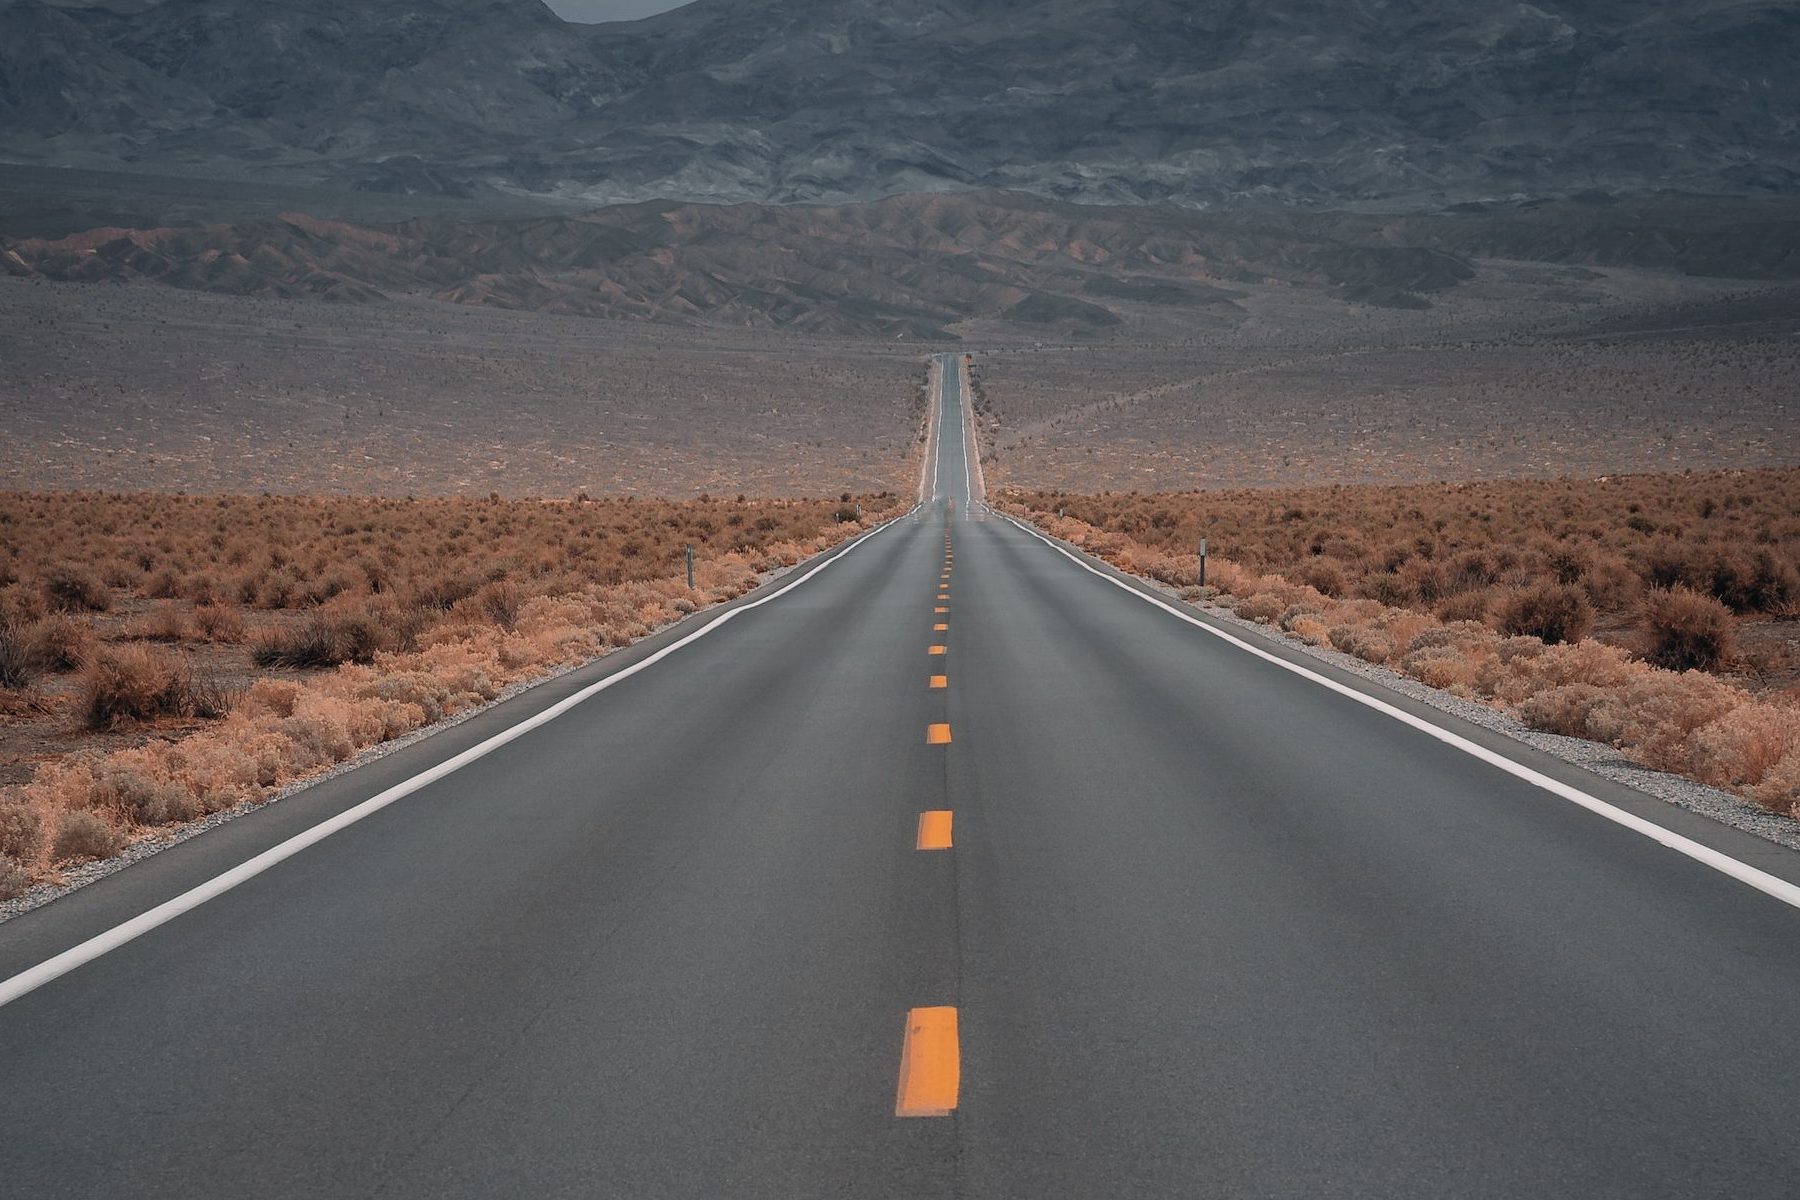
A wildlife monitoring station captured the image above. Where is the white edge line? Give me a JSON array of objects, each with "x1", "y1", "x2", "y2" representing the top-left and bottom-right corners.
[
  {"x1": 1001, "y1": 512, "x2": 1800, "y2": 913},
  {"x1": 0, "y1": 510, "x2": 918, "y2": 1009},
  {"x1": 927, "y1": 354, "x2": 945, "y2": 504},
  {"x1": 960, "y1": 357, "x2": 987, "y2": 508},
  {"x1": 919, "y1": 357, "x2": 939, "y2": 505},
  {"x1": 956, "y1": 357, "x2": 971, "y2": 510}
]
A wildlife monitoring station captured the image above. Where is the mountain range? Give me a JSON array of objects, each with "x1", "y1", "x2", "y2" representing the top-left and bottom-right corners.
[{"x1": 3, "y1": 0, "x2": 1797, "y2": 209}]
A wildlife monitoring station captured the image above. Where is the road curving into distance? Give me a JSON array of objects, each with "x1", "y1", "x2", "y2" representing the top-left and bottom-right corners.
[{"x1": 5, "y1": 353, "x2": 1800, "y2": 1197}]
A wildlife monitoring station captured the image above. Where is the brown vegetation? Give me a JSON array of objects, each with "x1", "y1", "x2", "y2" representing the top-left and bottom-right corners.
[
  {"x1": 1004, "y1": 468, "x2": 1800, "y2": 819},
  {"x1": 0, "y1": 489, "x2": 901, "y2": 897}
]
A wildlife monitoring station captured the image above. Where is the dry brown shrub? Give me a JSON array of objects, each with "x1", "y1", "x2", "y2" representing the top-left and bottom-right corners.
[
  {"x1": 1233, "y1": 592, "x2": 1286, "y2": 625},
  {"x1": 1407, "y1": 648, "x2": 1480, "y2": 692},
  {"x1": 84, "y1": 754, "x2": 204, "y2": 825},
  {"x1": 1485, "y1": 641, "x2": 1642, "y2": 706},
  {"x1": 1293, "y1": 557, "x2": 1348, "y2": 597},
  {"x1": 276, "y1": 711, "x2": 356, "y2": 770},
  {"x1": 1278, "y1": 603, "x2": 1326, "y2": 633},
  {"x1": 241, "y1": 678, "x2": 304, "y2": 719},
  {"x1": 192, "y1": 602, "x2": 246, "y2": 642},
  {"x1": 42, "y1": 564, "x2": 110, "y2": 612},
  {"x1": 0, "y1": 585, "x2": 48, "y2": 626},
  {"x1": 30, "y1": 613, "x2": 94, "y2": 671},
  {"x1": 0, "y1": 854, "x2": 30, "y2": 899},
  {"x1": 1329, "y1": 625, "x2": 1395, "y2": 664},
  {"x1": 1518, "y1": 684, "x2": 1615, "y2": 739},
  {"x1": 78, "y1": 644, "x2": 196, "y2": 729},
  {"x1": 1289, "y1": 616, "x2": 1331, "y2": 645},
  {"x1": 1585, "y1": 672, "x2": 1746, "y2": 773},
  {"x1": 125, "y1": 604, "x2": 191, "y2": 643},
  {"x1": 1755, "y1": 750, "x2": 1800, "y2": 815},
  {"x1": 51, "y1": 808, "x2": 125, "y2": 862},
  {"x1": 1689, "y1": 704, "x2": 1799, "y2": 790},
  {"x1": 0, "y1": 622, "x2": 40, "y2": 690},
  {"x1": 1639, "y1": 587, "x2": 1736, "y2": 672},
  {"x1": 0, "y1": 799, "x2": 46, "y2": 862},
  {"x1": 1496, "y1": 582, "x2": 1595, "y2": 645},
  {"x1": 1436, "y1": 590, "x2": 1492, "y2": 623},
  {"x1": 1206, "y1": 559, "x2": 1258, "y2": 596},
  {"x1": 251, "y1": 608, "x2": 387, "y2": 669}
]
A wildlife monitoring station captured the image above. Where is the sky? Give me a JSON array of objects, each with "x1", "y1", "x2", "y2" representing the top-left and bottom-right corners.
[{"x1": 544, "y1": 0, "x2": 695, "y2": 21}]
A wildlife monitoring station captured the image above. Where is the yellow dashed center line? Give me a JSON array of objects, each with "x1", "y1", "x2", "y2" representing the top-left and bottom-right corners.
[
  {"x1": 933, "y1": 622, "x2": 948, "y2": 632},
  {"x1": 916, "y1": 810, "x2": 954, "y2": 850},
  {"x1": 926, "y1": 723, "x2": 952, "y2": 744},
  {"x1": 934, "y1": 606, "x2": 948, "y2": 614},
  {"x1": 929, "y1": 674, "x2": 947, "y2": 689},
  {"x1": 895, "y1": 1007, "x2": 960, "y2": 1117},
  {"x1": 928, "y1": 645, "x2": 946, "y2": 655}
]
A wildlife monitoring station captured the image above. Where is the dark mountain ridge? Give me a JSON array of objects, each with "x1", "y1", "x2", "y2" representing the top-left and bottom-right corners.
[
  {"x1": 9, "y1": 189, "x2": 1796, "y2": 339},
  {"x1": 3, "y1": 0, "x2": 1796, "y2": 209}
]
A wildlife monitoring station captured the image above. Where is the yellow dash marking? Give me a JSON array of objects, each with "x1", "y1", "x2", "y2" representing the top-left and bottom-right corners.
[
  {"x1": 937, "y1": 592, "x2": 950, "y2": 601},
  {"x1": 929, "y1": 675, "x2": 947, "y2": 689},
  {"x1": 933, "y1": 622, "x2": 948, "y2": 631},
  {"x1": 916, "y1": 810, "x2": 954, "y2": 850},
  {"x1": 895, "y1": 1007, "x2": 960, "y2": 1117},
  {"x1": 934, "y1": 606, "x2": 948, "y2": 614},
  {"x1": 926, "y1": 723, "x2": 952, "y2": 744},
  {"x1": 928, "y1": 645, "x2": 947, "y2": 655}
]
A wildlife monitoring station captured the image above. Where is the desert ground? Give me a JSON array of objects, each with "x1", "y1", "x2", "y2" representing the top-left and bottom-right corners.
[
  {"x1": 973, "y1": 270, "x2": 1798, "y2": 491},
  {"x1": 0, "y1": 277, "x2": 927, "y2": 498}
]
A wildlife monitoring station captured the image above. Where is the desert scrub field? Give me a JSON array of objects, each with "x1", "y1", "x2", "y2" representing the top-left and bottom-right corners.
[
  {"x1": 1002, "y1": 467, "x2": 1800, "y2": 816},
  {"x1": 0, "y1": 489, "x2": 901, "y2": 897}
]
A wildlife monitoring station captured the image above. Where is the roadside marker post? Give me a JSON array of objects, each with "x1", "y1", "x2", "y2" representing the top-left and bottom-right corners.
[
  {"x1": 1197, "y1": 537, "x2": 1207, "y2": 589},
  {"x1": 685, "y1": 544, "x2": 695, "y2": 590}
]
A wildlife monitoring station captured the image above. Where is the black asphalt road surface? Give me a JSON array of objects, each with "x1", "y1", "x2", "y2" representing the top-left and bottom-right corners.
[{"x1": 4, "y1": 355, "x2": 1800, "y2": 1197}]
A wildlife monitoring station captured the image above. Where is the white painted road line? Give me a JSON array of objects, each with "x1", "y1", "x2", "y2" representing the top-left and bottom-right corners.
[
  {"x1": 0, "y1": 510, "x2": 920, "y2": 1010},
  {"x1": 921, "y1": 358, "x2": 941, "y2": 505},
  {"x1": 1003, "y1": 514, "x2": 1800, "y2": 914}
]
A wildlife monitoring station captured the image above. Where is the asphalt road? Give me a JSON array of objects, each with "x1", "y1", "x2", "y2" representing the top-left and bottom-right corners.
[{"x1": 4, "y1": 354, "x2": 1800, "y2": 1197}]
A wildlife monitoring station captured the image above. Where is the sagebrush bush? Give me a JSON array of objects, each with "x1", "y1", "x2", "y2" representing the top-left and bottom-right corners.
[
  {"x1": 1497, "y1": 582, "x2": 1595, "y2": 645},
  {"x1": 42, "y1": 564, "x2": 109, "y2": 612},
  {"x1": 0, "y1": 622, "x2": 40, "y2": 690},
  {"x1": 1584, "y1": 672, "x2": 1746, "y2": 774},
  {"x1": 85, "y1": 756, "x2": 203, "y2": 825},
  {"x1": 0, "y1": 854, "x2": 30, "y2": 900},
  {"x1": 1756, "y1": 750, "x2": 1800, "y2": 815},
  {"x1": 30, "y1": 613, "x2": 93, "y2": 671},
  {"x1": 1640, "y1": 587, "x2": 1736, "y2": 672},
  {"x1": 251, "y1": 609, "x2": 386, "y2": 668},
  {"x1": 1690, "y1": 705, "x2": 1797, "y2": 790},
  {"x1": 125, "y1": 605, "x2": 190, "y2": 643},
  {"x1": 51, "y1": 809, "x2": 125, "y2": 862},
  {"x1": 1518, "y1": 683, "x2": 1615, "y2": 739},
  {"x1": 192, "y1": 602, "x2": 246, "y2": 643},
  {"x1": 0, "y1": 799, "x2": 45, "y2": 862},
  {"x1": 79, "y1": 645, "x2": 197, "y2": 729}
]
